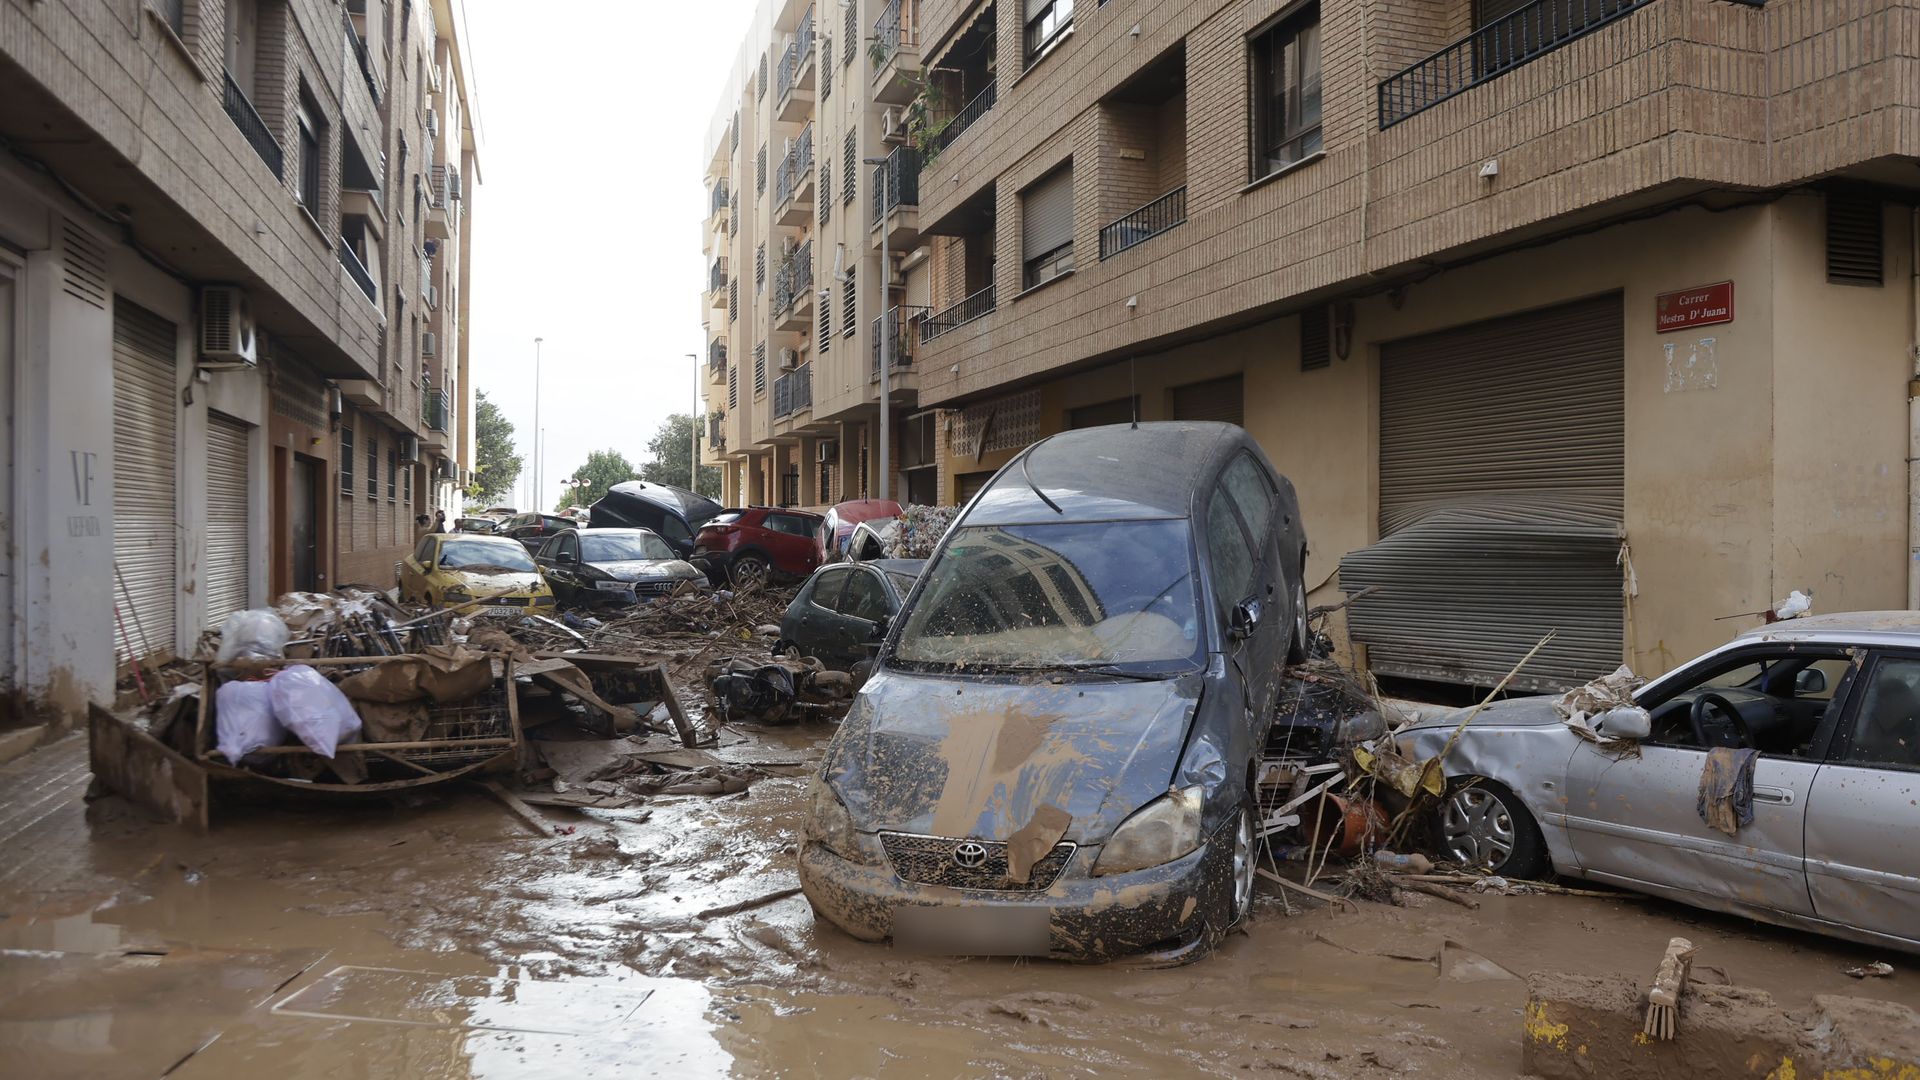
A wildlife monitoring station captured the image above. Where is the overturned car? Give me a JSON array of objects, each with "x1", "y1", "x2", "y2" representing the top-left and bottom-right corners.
[{"x1": 800, "y1": 422, "x2": 1311, "y2": 963}]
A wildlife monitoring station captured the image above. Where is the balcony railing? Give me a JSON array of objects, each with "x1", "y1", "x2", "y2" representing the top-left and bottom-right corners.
[
  {"x1": 776, "y1": 7, "x2": 816, "y2": 101},
  {"x1": 708, "y1": 413, "x2": 726, "y2": 450},
  {"x1": 775, "y1": 123, "x2": 814, "y2": 207},
  {"x1": 873, "y1": 0, "x2": 915, "y2": 69},
  {"x1": 773, "y1": 362, "x2": 813, "y2": 418},
  {"x1": 223, "y1": 69, "x2": 284, "y2": 179},
  {"x1": 787, "y1": 240, "x2": 813, "y2": 304},
  {"x1": 773, "y1": 264, "x2": 794, "y2": 314},
  {"x1": 423, "y1": 388, "x2": 450, "y2": 433},
  {"x1": 338, "y1": 238, "x2": 378, "y2": 304},
  {"x1": 345, "y1": 14, "x2": 382, "y2": 103},
  {"x1": 710, "y1": 180, "x2": 729, "y2": 214},
  {"x1": 935, "y1": 82, "x2": 996, "y2": 152},
  {"x1": 708, "y1": 340, "x2": 728, "y2": 373},
  {"x1": 1379, "y1": 0, "x2": 1651, "y2": 129},
  {"x1": 870, "y1": 146, "x2": 920, "y2": 226},
  {"x1": 872, "y1": 305, "x2": 927, "y2": 377},
  {"x1": 429, "y1": 164, "x2": 455, "y2": 209},
  {"x1": 1099, "y1": 185, "x2": 1187, "y2": 260},
  {"x1": 709, "y1": 258, "x2": 728, "y2": 293},
  {"x1": 921, "y1": 286, "x2": 995, "y2": 343}
]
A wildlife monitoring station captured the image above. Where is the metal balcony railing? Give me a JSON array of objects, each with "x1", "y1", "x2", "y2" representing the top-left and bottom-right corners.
[
  {"x1": 1099, "y1": 185, "x2": 1187, "y2": 260},
  {"x1": 873, "y1": 0, "x2": 915, "y2": 69},
  {"x1": 787, "y1": 240, "x2": 814, "y2": 305},
  {"x1": 710, "y1": 180, "x2": 729, "y2": 214},
  {"x1": 708, "y1": 340, "x2": 728, "y2": 373},
  {"x1": 935, "y1": 82, "x2": 996, "y2": 152},
  {"x1": 1378, "y1": 0, "x2": 1651, "y2": 129},
  {"x1": 429, "y1": 164, "x2": 453, "y2": 209},
  {"x1": 708, "y1": 413, "x2": 726, "y2": 449},
  {"x1": 424, "y1": 388, "x2": 450, "y2": 433},
  {"x1": 773, "y1": 362, "x2": 813, "y2": 418},
  {"x1": 709, "y1": 258, "x2": 728, "y2": 293},
  {"x1": 921, "y1": 286, "x2": 994, "y2": 343},
  {"x1": 776, "y1": 7, "x2": 815, "y2": 101},
  {"x1": 345, "y1": 13, "x2": 382, "y2": 103},
  {"x1": 775, "y1": 123, "x2": 814, "y2": 208},
  {"x1": 872, "y1": 305, "x2": 927, "y2": 377},
  {"x1": 338, "y1": 238, "x2": 378, "y2": 304},
  {"x1": 773, "y1": 264, "x2": 794, "y2": 313},
  {"x1": 870, "y1": 146, "x2": 920, "y2": 226},
  {"x1": 223, "y1": 69, "x2": 284, "y2": 179}
]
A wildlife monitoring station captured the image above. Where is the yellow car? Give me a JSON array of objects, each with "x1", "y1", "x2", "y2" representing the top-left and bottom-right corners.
[{"x1": 399, "y1": 533, "x2": 557, "y2": 615}]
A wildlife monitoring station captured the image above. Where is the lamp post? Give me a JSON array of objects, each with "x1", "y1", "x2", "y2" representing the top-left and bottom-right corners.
[
  {"x1": 532, "y1": 336, "x2": 544, "y2": 513},
  {"x1": 685, "y1": 352, "x2": 700, "y2": 492},
  {"x1": 862, "y1": 153, "x2": 890, "y2": 503}
]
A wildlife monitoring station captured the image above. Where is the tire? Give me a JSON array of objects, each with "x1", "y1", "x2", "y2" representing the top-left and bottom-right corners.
[
  {"x1": 1285, "y1": 574, "x2": 1309, "y2": 664},
  {"x1": 1435, "y1": 780, "x2": 1549, "y2": 879},
  {"x1": 729, "y1": 553, "x2": 771, "y2": 588},
  {"x1": 1225, "y1": 796, "x2": 1258, "y2": 930}
]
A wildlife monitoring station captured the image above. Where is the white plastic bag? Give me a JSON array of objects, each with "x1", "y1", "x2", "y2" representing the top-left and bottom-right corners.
[
  {"x1": 215, "y1": 680, "x2": 283, "y2": 763},
  {"x1": 269, "y1": 665, "x2": 362, "y2": 759},
  {"x1": 215, "y1": 609, "x2": 291, "y2": 664}
]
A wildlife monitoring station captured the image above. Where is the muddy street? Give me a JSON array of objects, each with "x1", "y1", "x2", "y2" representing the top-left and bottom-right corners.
[{"x1": 1, "y1": 724, "x2": 1912, "y2": 1080}]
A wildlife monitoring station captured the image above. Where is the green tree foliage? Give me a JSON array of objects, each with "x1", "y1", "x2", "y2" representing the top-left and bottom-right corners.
[
  {"x1": 553, "y1": 448, "x2": 637, "y2": 512},
  {"x1": 640, "y1": 413, "x2": 723, "y2": 500},
  {"x1": 466, "y1": 390, "x2": 522, "y2": 504}
]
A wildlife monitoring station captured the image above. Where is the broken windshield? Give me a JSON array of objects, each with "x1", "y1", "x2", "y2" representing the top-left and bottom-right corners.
[
  {"x1": 892, "y1": 521, "x2": 1202, "y2": 671},
  {"x1": 440, "y1": 539, "x2": 537, "y2": 573}
]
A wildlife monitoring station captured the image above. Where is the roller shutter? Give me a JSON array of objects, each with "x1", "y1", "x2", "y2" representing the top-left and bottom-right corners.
[
  {"x1": 1171, "y1": 375, "x2": 1244, "y2": 426},
  {"x1": 1341, "y1": 294, "x2": 1624, "y2": 692},
  {"x1": 205, "y1": 412, "x2": 251, "y2": 629},
  {"x1": 112, "y1": 299, "x2": 178, "y2": 660},
  {"x1": 956, "y1": 471, "x2": 994, "y2": 505},
  {"x1": 1021, "y1": 167, "x2": 1074, "y2": 260}
]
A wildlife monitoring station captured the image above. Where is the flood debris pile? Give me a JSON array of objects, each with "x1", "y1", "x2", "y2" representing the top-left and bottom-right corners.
[
  {"x1": 706, "y1": 656, "x2": 853, "y2": 725},
  {"x1": 500, "y1": 582, "x2": 797, "y2": 686}
]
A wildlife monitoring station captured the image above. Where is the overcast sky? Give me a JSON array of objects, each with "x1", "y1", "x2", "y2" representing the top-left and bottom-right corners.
[{"x1": 463, "y1": 0, "x2": 755, "y2": 512}]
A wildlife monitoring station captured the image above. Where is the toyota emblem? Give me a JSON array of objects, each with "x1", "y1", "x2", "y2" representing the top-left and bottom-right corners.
[{"x1": 951, "y1": 841, "x2": 989, "y2": 869}]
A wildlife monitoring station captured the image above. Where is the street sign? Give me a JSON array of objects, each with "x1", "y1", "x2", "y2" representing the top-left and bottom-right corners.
[{"x1": 1655, "y1": 281, "x2": 1734, "y2": 333}]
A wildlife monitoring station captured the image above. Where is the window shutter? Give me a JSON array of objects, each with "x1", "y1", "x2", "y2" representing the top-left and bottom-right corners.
[
  {"x1": 843, "y1": 268, "x2": 857, "y2": 335},
  {"x1": 843, "y1": 132, "x2": 856, "y2": 204},
  {"x1": 1827, "y1": 194, "x2": 1883, "y2": 286},
  {"x1": 1300, "y1": 304, "x2": 1330, "y2": 370},
  {"x1": 1022, "y1": 165, "x2": 1074, "y2": 259}
]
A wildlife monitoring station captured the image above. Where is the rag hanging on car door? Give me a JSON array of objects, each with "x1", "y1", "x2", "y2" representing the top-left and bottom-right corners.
[{"x1": 1695, "y1": 747, "x2": 1757, "y2": 836}]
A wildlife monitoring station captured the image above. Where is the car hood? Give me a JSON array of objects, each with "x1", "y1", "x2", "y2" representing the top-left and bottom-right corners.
[
  {"x1": 592, "y1": 559, "x2": 701, "y2": 581},
  {"x1": 448, "y1": 570, "x2": 544, "y2": 593},
  {"x1": 1402, "y1": 694, "x2": 1565, "y2": 734},
  {"x1": 824, "y1": 670, "x2": 1199, "y2": 845}
]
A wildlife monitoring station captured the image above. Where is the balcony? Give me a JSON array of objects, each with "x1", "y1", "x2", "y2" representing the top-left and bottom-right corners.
[
  {"x1": 872, "y1": 305, "x2": 926, "y2": 379},
  {"x1": 707, "y1": 258, "x2": 728, "y2": 299},
  {"x1": 921, "y1": 285, "x2": 994, "y2": 344},
  {"x1": 773, "y1": 362, "x2": 813, "y2": 419},
  {"x1": 338, "y1": 237, "x2": 379, "y2": 305},
  {"x1": 1378, "y1": 0, "x2": 1651, "y2": 129},
  {"x1": 776, "y1": 241, "x2": 814, "y2": 332},
  {"x1": 708, "y1": 412, "x2": 727, "y2": 451},
  {"x1": 345, "y1": 12, "x2": 382, "y2": 104},
  {"x1": 775, "y1": 124, "x2": 815, "y2": 226},
  {"x1": 869, "y1": 146, "x2": 920, "y2": 251},
  {"x1": 421, "y1": 388, "x2": 451, "y2": 452},
  {"x1": 871, "y1": 0, "x2": 922, "y2": 106},
  {"x1": 222, "y1": 69, "x2": 284, "y2": 180},
  {"x1": 708, "y1": 340, "x2": 728, "y2": 375},
  {"x1": 775, "y1": 7, "x2": 817, "y2": 123},
  {"x1": 934, "y1": 82, "x2": 996, "y2": 154},
  {"x1": 427, "y1": 165, "x2": 456, "y2": 239},
  {"x1": 707, "y1": 179, "x2": 729, "y2": 231},
  {"x1": 1099, "y1": 185, "x2": 1186, "y2": 260}
]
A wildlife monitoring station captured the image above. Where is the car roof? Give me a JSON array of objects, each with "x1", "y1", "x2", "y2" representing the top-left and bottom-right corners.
[
  {"x1": 865, "y1": 558, "x2": 925, "y2": 576},
  {"x1": 1732, "y1": 610, "x2": 1920, "y2": 646},
  {"x1": 599, "y1": 481, "x2": 724, "y2": 519},
  {"x1": 964, "y1": 421, "x2": 1246, "y2": 524}
]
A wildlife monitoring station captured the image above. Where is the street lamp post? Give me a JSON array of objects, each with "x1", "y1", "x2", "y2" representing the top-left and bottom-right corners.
[
  {"x1": 532, "y1": 336, "x2": 544, "y2": 513},
  {"x1": 862, "y1": 153, "x2": 890, "y2": 504},
  {"x1": 685, "y1": 352, "x2": 700, "y2": 492}
]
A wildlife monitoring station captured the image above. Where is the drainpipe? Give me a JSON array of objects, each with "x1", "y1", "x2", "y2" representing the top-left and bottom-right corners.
[{"x1": 1908, "y1": 208, "x2": 1920, "y2": 609}]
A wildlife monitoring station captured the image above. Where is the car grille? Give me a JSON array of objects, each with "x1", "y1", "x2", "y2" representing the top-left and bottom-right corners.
[
  {"x1": 879, "y1": 832, "x2": 1076, "y2": 892},
  {"x1": 634, "y1": 580, "x2": 678, "y2": 596}
]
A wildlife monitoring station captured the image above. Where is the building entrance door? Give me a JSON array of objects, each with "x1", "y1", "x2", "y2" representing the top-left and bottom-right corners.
[
  {"x1": 290, "y1": 454, "x2": 320, "y2": 592},
  {"x1": 0, "y1": 268, "x2": 15, "y2": 700}
]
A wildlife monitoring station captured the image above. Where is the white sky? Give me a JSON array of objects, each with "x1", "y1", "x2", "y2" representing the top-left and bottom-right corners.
[{"x1": 463, "y1": 0, "x2": 756, "y2": 512}]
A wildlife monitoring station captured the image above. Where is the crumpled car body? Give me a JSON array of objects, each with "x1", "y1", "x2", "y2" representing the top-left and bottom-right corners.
[
  {"x1": 1394, "y1": 611, "x2": 1920, "y2": 957},
  {"x1": 532, "y1": 527, "x2": 707, "y2": 606},
  {"x1": 778, "y1": 559, "x2": 924, "y2": 671},
  {"x1": 398, "y1": 534, "x2": 555, "y2": 615},
  {"x1": 818, "y1": 499, "x2": 902, "y2": 561},
  {"x1": 588, "y1": 482, "x2": 726, "y2": 559}
]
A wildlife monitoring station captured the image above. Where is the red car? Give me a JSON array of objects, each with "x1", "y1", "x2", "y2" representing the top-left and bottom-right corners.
[{"x1": 691, "y1": 507, "x2": 826, "y2": 587}]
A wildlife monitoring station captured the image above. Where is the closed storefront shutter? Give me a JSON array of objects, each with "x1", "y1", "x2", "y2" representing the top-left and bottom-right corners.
[
  {"x1": 112, "y1": 299, "x2": 178, "y2": 660},
  {"x1": 956, "y1": 471, "x2": 993, "y2": 505},
  {"x1": 1171, "y1": 375, "x2": 1244, "y2": 426},
  {"x1": 1341, "y1": 294, "x2": 1624, "y2": 692},
  {"x1": 205, "y1": 412, "x2": 251, "y2": 629}
]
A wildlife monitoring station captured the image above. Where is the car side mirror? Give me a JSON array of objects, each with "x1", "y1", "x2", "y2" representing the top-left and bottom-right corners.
[
  {"x1": 1594, "y1": 706, "x2": 1651, "y2": 741},
  {"x1": 556, "y1": 551, "x2": 576, "y2": 563},
  {"x1": 1794, "y1": 668, "x2": 1827, "y2": 695},
  {"x1": 870, "y1": 615, "x2": 890, "y2": 640},
  {"x1": 1230, "y1": 598, "x2": 1262, "y2": 641}
]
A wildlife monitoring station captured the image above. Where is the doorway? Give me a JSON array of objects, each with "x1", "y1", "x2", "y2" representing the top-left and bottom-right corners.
[
  {"x1": 290, "y1": 453, "x2": 320, "y2": 592},
  {"x1": 0, "y1": 267, "x2": 15, "y2": 700}
]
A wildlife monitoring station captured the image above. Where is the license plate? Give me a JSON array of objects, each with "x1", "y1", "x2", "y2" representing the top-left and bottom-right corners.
[
  {"x1": 479, "y1": 606, "x2": 520, "y2": 617},
  {"x1": 893, "y1": 905, "x2": 1050, "y2": 956},
  {"x1": 594, "y1": 581, "x2": 635, "y2": 593}
]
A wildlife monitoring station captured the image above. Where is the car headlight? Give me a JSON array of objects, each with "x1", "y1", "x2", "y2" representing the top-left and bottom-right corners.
[
  {"x1": 1092, "y1": 786, "x2": 1205, "y2": 876},
  {"x1": 442, "y1": 585, "x2": 472, "y2": 601},
  {"x1": 806, "y1": 777, "x2": 861, "y2": 862}
]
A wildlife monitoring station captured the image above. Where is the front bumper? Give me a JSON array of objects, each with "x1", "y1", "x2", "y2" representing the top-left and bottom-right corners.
[{"x1": 799, "y1": 821, "x2": 1234, "y2": 962}]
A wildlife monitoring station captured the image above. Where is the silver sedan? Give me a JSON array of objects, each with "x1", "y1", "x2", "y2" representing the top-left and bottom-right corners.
[{"x1": 1394, "y1": 611, "x2": 1920, "y2": 955}]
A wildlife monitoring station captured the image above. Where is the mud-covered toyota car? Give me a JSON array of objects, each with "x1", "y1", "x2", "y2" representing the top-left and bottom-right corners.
[{"x1": 799, "y1": 422, "x2": 1310, "y2": 963}]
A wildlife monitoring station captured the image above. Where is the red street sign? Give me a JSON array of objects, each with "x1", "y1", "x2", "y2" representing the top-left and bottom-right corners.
[{"x1": 1655, "y1": 281, "x2": 1734, "y2": 333}]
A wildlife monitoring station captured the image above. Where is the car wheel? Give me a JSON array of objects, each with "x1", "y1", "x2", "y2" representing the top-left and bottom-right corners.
[
  {"x1": 1227, "y1": 797, "x2": 1257, "y2": 929},
  {"x1": 730, "y1": 554, "x2": 770, "y2": 588},
  {"x1": 1436, "y1": 780, "x2": 1548, "y2": 879},
  {"x1": 1286, "y1": 575, "x2": 1309, "y2": 664}
]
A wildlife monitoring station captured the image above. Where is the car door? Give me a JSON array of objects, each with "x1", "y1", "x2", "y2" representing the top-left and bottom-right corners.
[
  {"x1": 1563, "y1": 645, "x2": 1857, "y2": 918},
  {"x1": 837, "y1": 568, "x2": 892, "y2": 669},
  {"x1": 541, "y1": 534, "x2": 578, "y2": 603},
  {"x1": 791, "y1": 567, "x2": 851, "y2": 662},
  {"x1": 1803, "y1": 650, "x2": 1920, "y2": 943},
  {"x1": 401, "y1": 536, "x2": 437, "y2": 601},
  {"x1": 765, "y1": 513, "x2": 821, "y2": 575},
  {"x1": 1205, "y1": 462, "x2": 1284, "y2": 723}
]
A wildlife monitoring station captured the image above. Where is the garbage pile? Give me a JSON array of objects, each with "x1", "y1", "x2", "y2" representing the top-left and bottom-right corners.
[
  {"x1": 881, "y1": 504, "x2": 960, "y2": 560},
  {"x1": 706, "y1": 655, "x2": 854, "y2": 725}
]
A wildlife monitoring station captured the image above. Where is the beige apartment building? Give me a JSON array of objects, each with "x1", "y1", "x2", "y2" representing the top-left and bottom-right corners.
[
  {"x1": 702, "y1": 0, "x2": 1919, "y2": 692},
  {"x1": 0, "y1": 0, "x2": 480, "y2": 728}
]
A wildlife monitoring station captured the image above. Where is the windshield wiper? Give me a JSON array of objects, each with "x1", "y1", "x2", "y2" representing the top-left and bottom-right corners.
[{"x1": 1003, "y1": 663, "x2": 1175, "y2": 682}]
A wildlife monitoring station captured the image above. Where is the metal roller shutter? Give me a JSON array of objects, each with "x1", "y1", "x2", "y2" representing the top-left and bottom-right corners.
[
  {"x1": 1021, "y1": 166, "x2": 1074, "y2": 260},
  {"x1": 1171, "y1": 375, "x2": 1244, "y2": 426},
  {"x1": 205, "y1": 412, "x2": 251, "y2": 629},
  {"x1": 112, "y1": 299, "x2": 178, "y2": 660},
  {"x1": 1342, "y1": 294, "x2": 1624, "y2": 692}
]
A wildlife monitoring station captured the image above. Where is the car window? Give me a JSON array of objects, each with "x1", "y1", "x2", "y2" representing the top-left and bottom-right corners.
[
  {"x1": 766, "y1": 514, "x2": 811, "y2": 537},
  {"x1": 581, "y1": 532, "x2": 674, "y2": 561},
  {"x1": 843, "y1": 571, "x2": 889, "y2": 621},
  {"x1": 1221, "y1": 454, "x2": 1276, "y2": 554},
  {"x1": 657, "y1": 515, "x2": 692, "y2": 544},
  {"x1": 562, "y1": 534, "x2": 580, "y2": 560},
  {"x1": 542, "y1": 515, "x2": 571, "y2": 530},
  {"x1": 1838, "y1": 657, "x2": 1920, "y2": 770},
  {"x1": 413, "y1": 536, "x2": 438, "y2": 563},
  {"x1": 809, "y1": 568, "x2": 851, "y2": 612},
  {"x1": 1205, "y1": 491, "x2": 1255, "y2": 616},
  {"x1": 1641, "y1": 648, "x2": 1857, "y2": 756},
  {"x1": 439, "y1": 538, "x2": 538, "y2": 572},
  {"x1": 707, "y1": 511, "x2": 745, "y2": 527},
  {"x1": 536, "y1": 536, "x2": 561, "y2": 559}
]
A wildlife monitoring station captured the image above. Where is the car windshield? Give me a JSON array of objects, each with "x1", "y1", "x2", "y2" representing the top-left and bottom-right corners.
[
  {"x1": 440, "y1": 538, "x2": 537, "y2": 573},
  {"x1": 582, "y1": 532, "x2": 676, "y2": 562},
  {"x1": 893, "y1": 521, "x2": 1202, "y2": 671},
  {"x1": 705, "y1": 511, "x2": 744, "y2": 528}
]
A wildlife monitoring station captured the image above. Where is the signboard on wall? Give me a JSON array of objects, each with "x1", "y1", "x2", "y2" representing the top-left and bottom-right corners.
[{"x1": 1655, "y1": 281, "x2": 1734, "y2": 333}]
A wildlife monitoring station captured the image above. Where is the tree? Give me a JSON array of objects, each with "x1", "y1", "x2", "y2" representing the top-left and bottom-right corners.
[
  {"x1": 552, "y1": 448, "x2": 636, "y2": 512},
  {"x1": 466, "y1": 390, "x2": 522, "y2": 505},
  {"x1": 640, "y1": 413, "x2": 722, "y2": 499}
]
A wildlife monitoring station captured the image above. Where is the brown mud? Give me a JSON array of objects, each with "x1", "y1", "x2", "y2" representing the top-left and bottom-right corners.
[{"x1": 2, "y1": 726, "x2": 1916, "y2": 1078}]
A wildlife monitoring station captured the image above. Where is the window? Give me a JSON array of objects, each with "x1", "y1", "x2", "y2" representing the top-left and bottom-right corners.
[
  {"x1": 842, "y1": 268, "x2": 857, "y2": 336},
  {"x1": 1838, "y1": 657, "x2": 1920, "y2": 769},
  {"x1": 1221, "y1": 454, "x2": 1277, "y2": 553},
  {"x1": 1025, "y1": 0, "x2": 1076, "y2": 65},
  {"x1": 1021, "y1": 164, "x2": 1075, "y2": 290},
  {"x1": 414, "y1": 535, "x2": 437, "y2": 564},
  {"x1": 844, "y1": 0, "x2": 857, "y2": 65},
  {"x1": 403, "y1": 458, "x2": 412, "y2": 505},
  {"x1": 387, "y1": 447, "x2": 397, "y2": 501},
  {"x1": 757, "y1": 144, "x2": 767, "y2": 194},
  {"x1": 727, "y1": 364, "x2": 738, "y2": 408},
  {"x1": 296, "y1": 88, "x2": 324, "y2": 216},
  {"x1": 754, "y1": 342, "x2": 767, "y2": 394},
  {"x1": 843, "y1": 570, "x2": 889, "y2": 621},
  {"x1": 842, "y1": 132, "x2": 856, "y2": 205},
  {"x1": 820, "y1": 162, "x2": 832, "y2": 225},
  {"x1": 729, "y1": 192, "x2": 739, "y2": 236},
  {"x1": 731, "y1": 110, "x2": 740, "y2": 153},
  {"x1": 366, "y1": 433, "x2": 379, "y2": 498},
  {"x1": 1300, "y1": 303, "x2": 1330, "y2": 370},
  {"x1": 808, "y1": 566, "x2": 850, "y2": 611},
  {"x1": 1205, "y1": 492, "x2": 1255, "y2": 616},
  {"x1": 340, "y1": 421, "x2": 356, "y2": 494},
  {"x1": 1827, "y1": 194, "x2": 1884, "y2": 286},
  {"x1": 756, "y1": 243, "x2": 766, "y2": 292},
  {"x1": 758, "y1": 53, "x2": 768, "y2": 98},
  {"x1": 1640, "y1": 648, "x2": 1858, "y2": 755},
  {"x1": 1251, "y1": 4, "x2": 1323, "y2": 179},
  {"x1": 729, "y1": 279, "x2": 738, "y2": 322},
  {"x1": 822, "y1": 38, "x2": 833, "y2": 98}
]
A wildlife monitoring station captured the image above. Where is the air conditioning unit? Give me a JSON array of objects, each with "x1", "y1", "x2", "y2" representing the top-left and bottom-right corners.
[
  {"x1": 426, "y1": 284, "x2": 439, "y2": 309},
  {"x1": 426, "y1": 108, "x2": 440, "y2": 139},
  {"x1": 881, "y1": 108, "x2": 904, "y2": 144},
  {"x1": 778, "y1": 347, "x2": 800, "y2": 371},
  {"x1": 327, "y1": 386, "x2": 345, "y2": 418},
  {"x1": 449, "y1": 170, "x2": 462, "y2": 202},
  {"x1": 435, "y1": 459, "x2": 455, "y2": 480},
  {"x1": 198, "y1": 286, "x2": 258, "y2": 366},
  {"x1": 399, "y1": 436, "x2": 420, "y2": 463},
  {"x1": 816, "y1": 439, "x2": 838, "y2": 463},
  {"x1": 421, "y1": 331, "x2": 438, "y2": 358}
]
